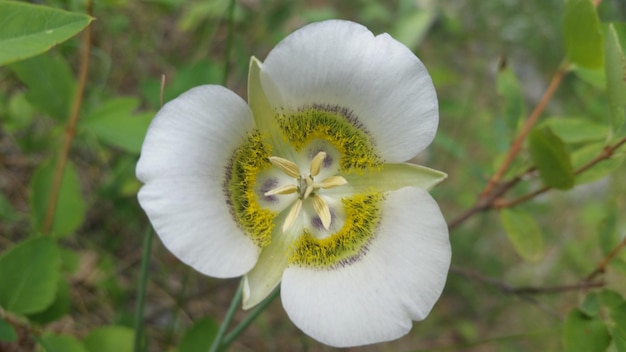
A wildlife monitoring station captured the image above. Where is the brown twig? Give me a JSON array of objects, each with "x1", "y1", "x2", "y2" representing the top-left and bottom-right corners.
[
  {"x1": 496, "y1": 136, "x2": 626, "y2": 209},
  {"x1": 43, "y1": 2, "x2": 93, "y2": 234},
  {"x1": 451, "y1": 265, "x2": 604, "y2": 296},
  {"x1": 585, "y1": 235, "x2": 626, "y2": 282},
  {"x1": 482, "y1": 62, "x2": 569, "y2": 197}
]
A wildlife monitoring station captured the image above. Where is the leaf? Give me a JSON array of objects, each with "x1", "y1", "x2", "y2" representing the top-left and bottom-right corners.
[
  {"x1": 391, "y1": 10, "x2": 437, "y2": 49},
  {"x1": 83, "y1": 326, "x2": 134, "y2": 352},
  {"x1": 30, "y1": 160, "x2": 86, "y2": 237},
  {"x1": 9, "y1": 53, "x2": 76, "y2": 121},
  {"x1": 528, "y1": 127, "x2": 575, "y2": 190},
  {"x1": 599, "y1": 289, "x2": 625, "y2": 310},
  {"x1": 0, "y1": 1, "x2": 92, "y2": 66},
  {"x1": 613, "y1": 303, "x2": 626, "y2": 339},
  {"x1": 540, "y1": 117, "x2": 609, "y2": 144},
  {"x1": 605, "y1": 24, "x2": 626, "y2": 132},
  {"x1": 179, "y1": 317, "x2": 220, "y2": 352},
  {"x1": 572, "y1": 143, "x2": 624, "y2": 185},
  {"x1": 28, "y1": 278, "x2": 71, "y2": 324},
  {"x1": 81, "y1": 98, "x2": 154, "y2": 154},
  {"x1": 500, "y1": 209, "x2": 544, "y2": 262},
  {"x1": 497, "y1": 65, "x2": 525, "y2": 131},
  {"x1": 39, "y1": 333, "x2": 88, "y2": 352},
  {"x1": 563, "y1": 0, "x2": 604, "y2": 69},
  {"x1": 563, "y1": 308, "x2": 611, "y2": 352},
  {"x1": 0, "y1": 317, "x2": 17, "y2": 342},
  {"x1": 598, "y1": 202, "x2": 618, "y2": 256},
  {"x1": 580, "y1": 292, "x2": 601, "y2": 317},
  {"x1": 0, "y1": 237, "x2": 60, "y2": 315}
]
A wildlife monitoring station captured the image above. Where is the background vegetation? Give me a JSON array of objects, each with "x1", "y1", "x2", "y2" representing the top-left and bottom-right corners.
[{"x1": 1, "y1": 0, "x2": 626, "y2": 351}]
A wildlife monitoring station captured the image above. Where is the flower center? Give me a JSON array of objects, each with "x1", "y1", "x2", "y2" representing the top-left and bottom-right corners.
[{"x1": 264, "y1": 151, "x2": 348, "y2": 233}]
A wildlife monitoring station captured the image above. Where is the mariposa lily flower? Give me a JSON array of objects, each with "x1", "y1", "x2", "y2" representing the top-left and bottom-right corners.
[{"x1": 137, "y1": 20, "x2": 451, "y2": 347}]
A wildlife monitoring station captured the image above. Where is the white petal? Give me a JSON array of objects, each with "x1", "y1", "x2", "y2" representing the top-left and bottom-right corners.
[
  {"x1": 260, "y1": 20, "x2": 438, "y2": 162},
  {"x1": 281, "y1": 187, "x2": 450, "y2": 347},
  {"x1": 137, "y1": 85, "x2": 260, "y2": 278}
]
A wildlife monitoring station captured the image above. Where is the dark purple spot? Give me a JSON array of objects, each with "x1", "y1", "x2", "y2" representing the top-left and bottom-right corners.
[
  {"x1": 260, "y1": 177, "x2": 279, "y2": 203},
  {"x1": 310, "y1": 210, "x2": 335, "y2": 230},
  {"x1": 308, "y1": 148, "x2": 333, "y2": 169}
]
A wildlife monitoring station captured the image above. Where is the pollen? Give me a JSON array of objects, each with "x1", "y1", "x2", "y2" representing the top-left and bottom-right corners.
[
  {"x1": 288, "y1": 191, "x2": 384, "y2": 268},
  {"x1": 225, "y1": 131, "x2": 276, "y2": 248},
  {"x1": 275, "y1": 106, "x2": 383, "y2": 173}
]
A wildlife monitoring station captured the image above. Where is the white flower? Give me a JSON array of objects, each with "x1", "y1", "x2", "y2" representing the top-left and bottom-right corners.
[{"x1": 137, "y1": 20, "x2": 451, "y2": 347}]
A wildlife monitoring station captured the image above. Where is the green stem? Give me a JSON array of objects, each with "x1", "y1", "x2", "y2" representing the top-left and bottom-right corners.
[
  {"x1": 209, "y1": 281, "x2": 243, "y2": 352},
  {"x1": 220, "y1": 287, "x2": 280, "y2": 350},
  {"x1": 222, "y1": 0, "x2": 236, "y2": 86},
  {"x1": 133, "y1": 227, "x2": 154, "y2": 352}
]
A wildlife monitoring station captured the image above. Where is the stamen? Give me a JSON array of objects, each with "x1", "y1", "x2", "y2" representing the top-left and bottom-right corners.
[
  {"x1": 303, "y1": 176, "x2": 315, "y2": 199},
  {"x1": 264, "y1": 184, "x2": 297, "y2": 196},
  {"x1": 283, "y1": 199, "x2": 303, "y2": 232},
  {"x1": 312, "y1": 194, "x2": 331, "y2": 230},
  {"x1": 316, "y1": 175, "x2": 348, "y2": 189},
  {"x1": 309, "y1": 151, "x2": 327, "y2": 177},
  {"x1": 269, "y1": 156, "x2": 301, "y2": 178}
]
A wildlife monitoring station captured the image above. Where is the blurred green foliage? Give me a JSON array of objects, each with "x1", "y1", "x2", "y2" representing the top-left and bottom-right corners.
[{"x1": 0, "y1": 0, "x2": 625, "y2": 351}]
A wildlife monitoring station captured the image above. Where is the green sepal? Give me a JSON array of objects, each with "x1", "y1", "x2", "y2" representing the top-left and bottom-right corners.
[{"x1": 344, "y1": 163, "x2": 447, "y2": 193}]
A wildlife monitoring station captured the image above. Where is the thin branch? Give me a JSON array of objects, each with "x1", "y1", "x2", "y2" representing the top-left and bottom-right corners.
[
  {"x1": 43, "y1": 1, "x2": 93, "y2": 233},
  {"x1": 482, "y1": 62, "x2": 569, "y2": 197},
  {"x1": 585, "y1": 235, "x2": 626, "y2": 282},
  {"x1": 451, "y1": 265, "x2": 604, "y2": 296},
  {"x1": 496, "y1": 136, "x2": 626, "y2": 208}
]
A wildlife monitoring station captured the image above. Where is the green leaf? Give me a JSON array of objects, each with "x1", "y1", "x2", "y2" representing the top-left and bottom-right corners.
[
  {"x1": 599, "y1": 289, "x2": 625, "y2": 310},
  {"x1": 28, "y1": 278, "x2": 71, "y2": 324},
  {"x1": 572, "y1": 143, "x2": 624, "y2": 185},
  {"x1": 497, "y1": 65, "x2": 525, "y2": 131},
  {"x1": 30, "y1": 160, "x2": 86, "y2": 237},
  {"x1": 612, "y1": 303, "x2": 626, "y2": 340},
  {"x1": 0, "y1": 237, "x2": 60, "y2": 315},
  {"x1": 391, "y1": 10, "x2": 437, "y2": 49},
  {"x1": 83, "y1": 326, "x2": 134, "y2": 352},
  {"x1": 581, "y1": 292, "x2": 601, "y2": 317},
  {"x1": 605, "y1": 24, "x2": 626, "y2": 132},
  {"x1": 39, "y1": 333, "x2": 88, "y2": 352},
  {"x1": 563, "y1": 308, "x2": 611, "y2": 352},
  {"x1": 179, "y1": 317, "x2": 220, "y2": 352},
  {"x1": 0, "y1": 317, "x2": 17, "y2": 342},
  {"x1": 81, "y1": 98, "x2": 154, "y2": 154},
  {"x1": 598, "y1": 202, "x2": 618, "y2": 256},
  {"x1": 563, "y1": 0, "x2": 604, "y2": 69},
  {"x1": 540, "y1": 117, "x2": 609, "y2": 144},
  {"x1": 9, "y1": 53, "x2": 76, "y2": 121},
  {"x1": 0, "y1": 1, "x2": 92, "y2": 66},
  {"x1": 573, "y1": 66, "x2": 605, "y2": 88},
  {"x1": 528, "y1": 127, "x2": 575, "y2": 190},
  {"x1": 500, "y1": 209, "x2": 544, "y2": 262}
]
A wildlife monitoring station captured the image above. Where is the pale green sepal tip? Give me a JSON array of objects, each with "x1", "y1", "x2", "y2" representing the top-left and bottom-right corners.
[
  {"x1": 345, "y1": 163, "x2": 447, "y2": 193},
  {"x1": 248, "y1": 56, "x2": 294, "y2": 158}
]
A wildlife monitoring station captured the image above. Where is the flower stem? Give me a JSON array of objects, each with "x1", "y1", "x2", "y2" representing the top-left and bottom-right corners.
[
  {"x1": 220, "y1": 287, "x2": 280, "y2": 350},
  {"x1": 133, "y1": 227, "x2": 154, "y2": 352},
  {"x1": 209, "y1": 281, "x2": 243, "y2": 352}
]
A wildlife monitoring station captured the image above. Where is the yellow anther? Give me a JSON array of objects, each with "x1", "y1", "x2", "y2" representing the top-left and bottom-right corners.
[
  {"x1": 269, "y1": 156, "x2": 301, "y2": 178},
  {"x1": 283, "y1": 198, "x2": 303, "y2": 233},
  {"x1": 264, "y1": 184, "x2": 298, "y2": 196},
  {"x1": 316, "y1": 175, "x2": 348, "y2": 189},
  {"x1": 312, "y1": 194, "x2": 331, "y2": 230},
  {"x1": 309, "y1": 151, "x2": 327, "y2": 177}
]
